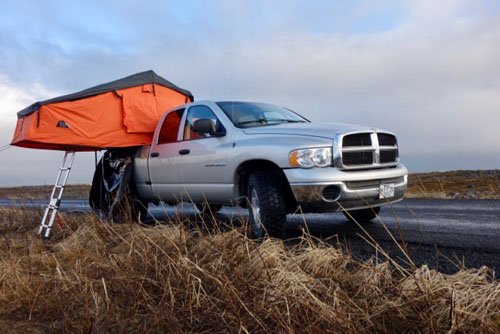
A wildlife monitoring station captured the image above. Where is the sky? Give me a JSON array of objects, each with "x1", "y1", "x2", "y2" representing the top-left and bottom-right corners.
[{"x1": 0, "y1": 0, "x2": 499, "y2": 186}]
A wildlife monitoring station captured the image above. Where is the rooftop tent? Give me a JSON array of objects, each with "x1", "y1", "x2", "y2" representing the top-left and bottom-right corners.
[{"x1": 11, "y1": 70, "x2": 194, "y2": 151}]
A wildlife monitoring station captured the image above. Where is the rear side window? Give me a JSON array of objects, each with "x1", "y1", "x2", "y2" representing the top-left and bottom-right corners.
[{"x1": 157, "y1": 109, "x2": 184, "y2": 144}]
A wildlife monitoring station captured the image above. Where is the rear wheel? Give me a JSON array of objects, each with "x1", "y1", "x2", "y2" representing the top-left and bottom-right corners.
[
  {"x1": 89, "y1": 152, "x2": 148, "y2": 222},
  {"x1": 247, "y1": 171, "x2": 287, "y2": 238},
  {"x1": 343, "y1": 207, "x2": 380, "y2": 223}
]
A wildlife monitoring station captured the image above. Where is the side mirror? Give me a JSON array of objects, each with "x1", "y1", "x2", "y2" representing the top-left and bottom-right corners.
[{"x1": 192, "y1": 119, "x2": 226, "y2": 137}]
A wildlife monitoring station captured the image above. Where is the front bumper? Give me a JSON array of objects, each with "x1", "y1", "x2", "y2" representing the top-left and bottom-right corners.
[{"x1": 284, "y1": 164, "x2": 408, "y2": 213}]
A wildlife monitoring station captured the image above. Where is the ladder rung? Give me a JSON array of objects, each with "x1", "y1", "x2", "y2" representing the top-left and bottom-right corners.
[{"x1": 39, "y1": 151, "x2": 75, "y2": 238}]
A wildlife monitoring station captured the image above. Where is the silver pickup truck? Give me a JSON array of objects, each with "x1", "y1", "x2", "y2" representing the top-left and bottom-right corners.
[{"x1": 89, "y1": 100, "x2": 407, "y2": 238}]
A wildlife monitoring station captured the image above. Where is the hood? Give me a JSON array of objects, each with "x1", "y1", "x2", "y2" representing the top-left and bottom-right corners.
[{"x1": 242, "y1": 122, "x2": 381, "y2": 139}]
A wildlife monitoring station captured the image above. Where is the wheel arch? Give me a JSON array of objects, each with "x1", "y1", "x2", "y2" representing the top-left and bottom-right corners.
[{"x1": 234, "y1": 159, "x2": 297, "y2": 212}]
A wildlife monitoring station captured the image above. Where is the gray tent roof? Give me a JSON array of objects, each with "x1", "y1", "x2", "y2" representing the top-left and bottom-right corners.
[{"x1": 17, "y1": 70, "x2": 194, "y2": 118}]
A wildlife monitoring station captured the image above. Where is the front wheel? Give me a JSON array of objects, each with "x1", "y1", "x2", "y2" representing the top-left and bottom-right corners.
[
  {"x1": 247, "y1": 171, "x2": 287, "y2": 238},
  {"x1": 343, "y1": 207, "x2": 380, "y2": 223}
]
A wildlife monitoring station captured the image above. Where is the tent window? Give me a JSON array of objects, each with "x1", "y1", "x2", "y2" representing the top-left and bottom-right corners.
[
  {"x1": 142, "y1": 84, "x2": 153, "y2": 93},
  {"x1": 158, "y1": 109, "x2": 185, "y2": 144}
]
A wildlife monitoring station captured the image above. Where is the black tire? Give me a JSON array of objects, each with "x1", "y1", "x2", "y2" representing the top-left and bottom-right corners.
[
  {"x1": 89, "y1": 159, "x2": 109, "y2": 217},
  {"x1": 89, "y1": 158, "x2": 148, "y2": 222},
  {"x1": 128, "y1": 184, "x2": 149, "y2": 223},
  {"x1": 343, "y1": 206, "x2": 380, "y2": 223},
  {"x1": 247, "y1": 170, "x2": 287, "y2": 238}
]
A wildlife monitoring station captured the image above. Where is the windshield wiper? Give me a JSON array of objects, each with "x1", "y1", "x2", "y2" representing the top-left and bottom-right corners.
[{"x1": 237, "y1": 118, "x2": 305, "y2": 126}]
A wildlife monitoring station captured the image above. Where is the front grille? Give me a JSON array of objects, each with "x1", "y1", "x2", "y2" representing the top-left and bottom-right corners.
[
  {"x1": 343, "y1": 151, "x2": 373, "y2": 166},
  {"x1": 380, "y1": 150, "x2": 398, "y2": 163},
  {"x1": 345, "y1": 176, "x2": 405, "y2": 190},
  {"x1": 378, "y1": 133, "x2": 397, "y2": 146},
  {"x1": 343, "y1": 133, "x2": 371, "y2": 146},
  {"x1": 339, "y1": 132, "x2": 399, "y2": 169}
]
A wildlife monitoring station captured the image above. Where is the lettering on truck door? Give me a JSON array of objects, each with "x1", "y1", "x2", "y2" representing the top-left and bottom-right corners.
[{"x1": 176, "y1": 104, "x2": 231, "y2": 202}]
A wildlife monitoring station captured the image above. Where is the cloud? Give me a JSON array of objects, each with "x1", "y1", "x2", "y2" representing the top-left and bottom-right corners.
[
  {"x1": 0, "y1": 75, "x2": 59, "y2": 125},
  {"x1": 0, "y1": 0, "x2": 499, "y2": 185}
]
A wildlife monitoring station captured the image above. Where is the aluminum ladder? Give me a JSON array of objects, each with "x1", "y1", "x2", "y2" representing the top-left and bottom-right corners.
[{"x1": 38, "y1": 151, "x2": 76, "y2": 238}]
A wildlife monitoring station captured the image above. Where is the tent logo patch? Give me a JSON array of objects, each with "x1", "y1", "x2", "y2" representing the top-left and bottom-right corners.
[{"x1": 56, "y1": 120, "x2": 70, "y2": 128}]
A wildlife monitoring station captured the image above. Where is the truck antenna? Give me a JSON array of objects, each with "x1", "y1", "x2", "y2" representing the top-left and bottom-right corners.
[{"x1": 230, "y1": 74, "x2": 235, "y2": 147}]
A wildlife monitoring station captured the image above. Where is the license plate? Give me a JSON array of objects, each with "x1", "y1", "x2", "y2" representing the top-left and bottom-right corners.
[{"x1": 379, "y1": 184, "x2": 395, "y2": 199}]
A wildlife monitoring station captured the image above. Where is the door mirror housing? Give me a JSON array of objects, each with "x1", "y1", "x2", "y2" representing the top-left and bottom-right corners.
[{"x1": 192, "y1": 119, "x2": 226, "y2": 137}]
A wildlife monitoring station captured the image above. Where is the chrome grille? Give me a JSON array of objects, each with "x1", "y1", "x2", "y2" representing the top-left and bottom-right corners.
[{"x1": 336, "y1": 132, "x2": 399, "y2": 169}]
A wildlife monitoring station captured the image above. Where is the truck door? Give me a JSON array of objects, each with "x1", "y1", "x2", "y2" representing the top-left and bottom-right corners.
[
  {"x1": 148, "y1": 108, "x2": 185, "y2": 202},
  {"x1": 176, "y1": 104, "x2": 231, "y2": 203}
]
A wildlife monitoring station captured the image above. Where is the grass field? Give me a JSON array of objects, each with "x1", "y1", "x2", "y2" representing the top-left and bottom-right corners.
[
  {"x1": 406, "y1": 170, "x2": 500, "y2": 199},
  {"x1": 1, "y1": 169, "x2": 498, "y2": 200},
  {"x1": 0, "y1": 184, "x2": 89, "y2": 200},
  {"x1": 0, "y1": 208, "x2": 499, "y2": 333}
]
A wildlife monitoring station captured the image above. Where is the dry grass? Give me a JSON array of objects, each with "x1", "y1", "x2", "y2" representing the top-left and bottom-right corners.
[
  {"x1": 407, "y1": 170, "x2": 500, "y2": 199},
  {"x1": 0, "y1": 184, "x2": 90, "y2": 200},
  {"x1": 0, "y1": 208, "x2": 499, "y2": 333}
]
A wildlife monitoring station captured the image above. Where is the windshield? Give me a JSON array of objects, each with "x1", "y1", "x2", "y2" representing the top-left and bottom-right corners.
[{"x1": 216, "y1": 101, "x2": 308, "y2": 128}]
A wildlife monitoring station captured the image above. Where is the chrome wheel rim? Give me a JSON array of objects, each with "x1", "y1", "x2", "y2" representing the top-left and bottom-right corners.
[{"x1": 250, "y1": 188, "x2": 263, "y2": 236}]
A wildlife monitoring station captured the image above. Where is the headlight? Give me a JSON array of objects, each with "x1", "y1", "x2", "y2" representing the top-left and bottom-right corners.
[{"x1": 289, "y1": 147, "x2": 332, "y2": 168}]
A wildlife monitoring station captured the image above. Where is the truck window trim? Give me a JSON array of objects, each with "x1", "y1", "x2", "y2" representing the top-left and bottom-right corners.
[
  {"x1": 181, "y1": 105, "x2": 226, "y2": 142},
  {"x1": 157, "y1": 108, "x2": 185, "y2": 145}
]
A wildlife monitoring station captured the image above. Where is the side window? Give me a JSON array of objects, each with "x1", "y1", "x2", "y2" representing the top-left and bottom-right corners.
[
  {"x1": 157, "y1": 109, "x2": 184, "y2": 144},
  {"x1": 183, "y1": 105, "x2": 224, "y2": 140}
]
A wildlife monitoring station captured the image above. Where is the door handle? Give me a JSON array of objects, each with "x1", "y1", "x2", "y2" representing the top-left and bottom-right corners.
[
  {"x1": 179, "y1": 149, "x2": 190, "y2": 155},
  {"x1": 150, "y1": 152, "x2": 160, "y2": 158}
]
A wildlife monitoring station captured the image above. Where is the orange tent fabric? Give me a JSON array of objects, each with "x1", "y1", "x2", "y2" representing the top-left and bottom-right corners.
[{"x1": 11, "y1": 71, "x2": 193, "y2": 151}]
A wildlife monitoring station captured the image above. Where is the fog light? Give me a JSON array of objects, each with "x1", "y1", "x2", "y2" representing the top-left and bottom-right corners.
[{"x1": 322, "y1": 185, "x2": 341, "y2": 202}]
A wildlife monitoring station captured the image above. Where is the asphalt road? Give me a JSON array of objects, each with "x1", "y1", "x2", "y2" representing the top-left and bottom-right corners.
[{"x1": 1, "y1": 198, "x2": 499, "y2": 277}]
